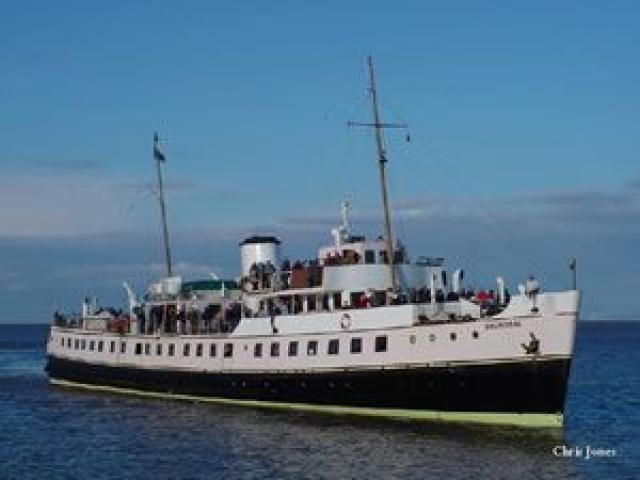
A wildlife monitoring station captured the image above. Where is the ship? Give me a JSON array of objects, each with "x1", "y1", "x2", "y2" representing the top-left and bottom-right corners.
[{"x1": 45, "y1": 57, "x2": 580, "y2": 428}]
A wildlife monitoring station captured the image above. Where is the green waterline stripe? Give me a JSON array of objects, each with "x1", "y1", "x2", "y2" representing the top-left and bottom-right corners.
[{"x1": 50, "y1": 378, "x2": 563, "y2": 429}]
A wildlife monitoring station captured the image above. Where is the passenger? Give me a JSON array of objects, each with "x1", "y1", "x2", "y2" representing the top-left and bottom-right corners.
[
  {"x1": 356, "y1": 293, "x2": 368, "y2": 308},
  {"x1": 281, "y1": 258, "x2": 291, "y2": 271},
  {"x1": 525, "y1": 276, "x2": 540, "y2": 297}
]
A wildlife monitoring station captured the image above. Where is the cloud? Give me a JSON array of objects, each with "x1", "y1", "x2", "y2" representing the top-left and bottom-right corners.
[
  {"x1": 0, "y1": 173, "x2": 137, "y2": 237},
  {"x1": 115, "y1": 179, "x2": 201, "y2": 194},
  {"x1": 48, "y1": 261, "x2": 223, "y2": 281},
  {"x1": 625, "y1": 174, "x2": 640, "y2": 189}
]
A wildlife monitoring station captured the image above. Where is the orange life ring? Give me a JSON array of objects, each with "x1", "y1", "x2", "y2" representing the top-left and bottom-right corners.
[{"x1": 340, "y1": 313, "x2": 351, "y2": 329}]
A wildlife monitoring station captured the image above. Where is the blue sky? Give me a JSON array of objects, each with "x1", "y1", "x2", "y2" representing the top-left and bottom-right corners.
[{"x1": 1, "y1": 1, "x2": 639, "y2": 322}]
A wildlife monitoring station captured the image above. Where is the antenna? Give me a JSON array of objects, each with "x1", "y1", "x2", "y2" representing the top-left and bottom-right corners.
[{"x1": 347, "y1": 55, "x2": 407, "y2": 291}]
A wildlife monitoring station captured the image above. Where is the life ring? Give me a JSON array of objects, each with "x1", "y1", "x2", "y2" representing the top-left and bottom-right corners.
[{"x1": 340, "y1": 313, "x2": 352, "y2": 329}]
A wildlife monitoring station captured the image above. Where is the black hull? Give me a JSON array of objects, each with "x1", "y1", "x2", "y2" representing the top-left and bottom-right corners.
[{"x1": 46, "y1": 356, "x2": 571, "y2": 415}]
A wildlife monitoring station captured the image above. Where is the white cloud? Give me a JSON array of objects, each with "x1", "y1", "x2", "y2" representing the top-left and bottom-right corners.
[{"x1": 0, "y1": 173, "x2": 136, "y2": 237}]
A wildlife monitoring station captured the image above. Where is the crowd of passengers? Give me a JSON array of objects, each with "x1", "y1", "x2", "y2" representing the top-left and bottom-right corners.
[{"x1": 250, "y1": 285, "x2": 510, "y2": 318}]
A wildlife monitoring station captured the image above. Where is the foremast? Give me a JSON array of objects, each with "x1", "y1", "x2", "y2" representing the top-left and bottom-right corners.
[{"x1": 153, "y1": 132, "x2": 173, "y2": 277}]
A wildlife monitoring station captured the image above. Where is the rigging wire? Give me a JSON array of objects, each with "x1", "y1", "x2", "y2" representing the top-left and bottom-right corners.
[
  {"x1": 394, "y1": 134, "x2": 563, "y2": 286},
  {"x1": 372, "y1": 88, "x2": 562, "y2": 285}
]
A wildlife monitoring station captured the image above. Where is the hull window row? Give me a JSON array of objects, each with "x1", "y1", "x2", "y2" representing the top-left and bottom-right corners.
[{"x1": 57, "y1": 335, "x2": 392, "y2": 357}]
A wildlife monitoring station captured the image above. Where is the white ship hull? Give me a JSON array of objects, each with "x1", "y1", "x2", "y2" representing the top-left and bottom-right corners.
[{"x1": 46, "y1": 290, "x2": 579, "y2": 428}]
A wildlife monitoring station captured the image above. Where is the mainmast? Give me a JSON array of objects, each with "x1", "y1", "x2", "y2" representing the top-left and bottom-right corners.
[
  {"x1": 153, "y1": 132, "x2": 173, "y2": 277},
  {"x1": 367, "y1": 56, "x2": 396, "y2": 291},
  {"x1": 348, "y1": 56, "x2": 406, "y2": 291}
]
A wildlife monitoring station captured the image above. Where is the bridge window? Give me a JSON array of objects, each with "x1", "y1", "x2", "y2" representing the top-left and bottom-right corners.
[
  {"x1": 110, "y1": 341, "x2": 115, "y2": 353},
  {"x1": 472, "y1": 331, "x2": 479, "y2": 339},
  {"x1": 450, "y1": 332, "x2": 457, "y2": 341},
  {"x1": 183, "y1": 344, "x2": 190, "y2": 356},
  {"x1": 120, "y1": 342, "x2": 126, "y2": 354},
  {"x1": 254, "y1": 343, "x2": 263, "y2": 358},
  {"x1": 288, "y1": 341, "x2": 298, "y2": 357},
  {"x1": 168, "y1": 344, "x2": 175, "y2": 356},
  {"x1": 74, "y1": 339, "x2": 79, "y2": 350},
  {"x1": 328, "y1": 339, "x2": 339, "y2": 355},
  {"x1": 60, "y1": 338, "x2": 64, "y2": 347},
  {"x1": 364, "y1": 250, "x2": 375, "y2": 264},
  {"x1": 156, "y1": 344, "x2": 163, "y2": 356},
  {"x1": 270, "y1": 342, "x2": 280, "y2": 357},
  {"x1": 196, "y1": 344, "x2": 203, "y2": 357},
  {"x1": 67, "y1": 338, "x2": 71, "y2": 348},
  {"x1": 89, "y1": 340, "x2": 95, "y2": 351},
  {"x1": 145, "y1": 343, "x2": 151, "y2": 355},
  {"x1": 350, "y1": 337, "x2": 362, "y2": 354},
  {"x1": 307, "y1": 340, "x2": 318, "y2": 356},
  {"x1": 375, "y1": 336, "x2": 387, "y2": 352},
  {"x1": 81, "y1": 340, "x2": 86, "y2": 350},
  {"x1": 98, "y1": 341, "x2": 103, "y2": 352},
  {"x1": 210, "y1": 343, "x2": 217, "y2": 357},
  {"x1": 224, "y1": 343, "x2": 233, "y2": 358},
  {"x1": 135, "y1": 343, "x2": 142, "y2": 355}
]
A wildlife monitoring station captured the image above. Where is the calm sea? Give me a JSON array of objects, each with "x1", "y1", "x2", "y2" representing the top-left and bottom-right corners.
[{"x1": 0, "y1": 322, "x2": 638, "y2": 480}]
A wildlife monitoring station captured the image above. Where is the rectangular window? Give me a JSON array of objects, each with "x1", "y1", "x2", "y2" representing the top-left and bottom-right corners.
[
  {"x1": 89, "y1": 340, "x2": 95, "y2": 351},
  {"x1": 364, "y1": 250, "x2": 376, "y2": 264},
  {"x1": 81, "y1": 340, "x2": 86, "y2": 350},
  {"x1": 135, "y1": 343, "x2": 142, "y2": 355},
  {"x1": 183, "y1": 344, "x2": 190, "y2": 357},
  {"x1": 74, "y1": 339, "x2": 79, "y2": 350},
  {"x1": 254, "y1": 343, "x2": 263, "y2": 358},
  {"x1": 67, "y1": 338, "x2": 72, "y2": 348},
  {"x1": 328, "y1": 339, "x2": 339, "y2": 355},
  {"x1": 288, "y1": 341, "x2": 298, "y2": 357},
  {"x1": 270, "y1": 342, "x2": 280, "y2": 357},
  {"x1": 209, "y1": 343, "x2": 217, "y2": 357},
  {"x1": 60, "y1": 338, "x2": 64, "y2": 347},
  {"x1": 333, "y1": 293, "x2": 342, "y2": 309},
  {"x1": 110, "y1": 341, "x2": 115, "y2": 353},
  {"x1": 224, "y1": 343, "x2": 233, "y2": 358},
  {"x1": 144, "y1": 343, "x2": 151, "y2": 355},
  {"x1": 350, "y1": 337, "x2": 362, "y2": 354},
  {"x1": 307, "y1": 340, "x2": 318, "y2": 356},
  {"x1": 196, "y1": 344, "x2": 203, "y2": 357},
  {"x1": 120, "y1": 342, "x2": 126, "y2": 354},
  {"x1": 375, "y1": 335, "x2": 388, "y2": 353},
  {"x1": 97, "y1": 341, "x2": 103, "y2": 353},
  {"x1": 156, "y1": 343, "x2": 163, "y2": 356},
  {"x1": 168, "y1": 344, "x2": 175, "y2": 356}
]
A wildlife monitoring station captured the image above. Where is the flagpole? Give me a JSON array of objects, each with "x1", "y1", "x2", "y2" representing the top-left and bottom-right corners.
[
  {"x1": 154, "y1": 132, "x2": 173, "y2": 277},
  {"x1": 570, "y1": 258, "x2": 577, "y2": 290}
]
